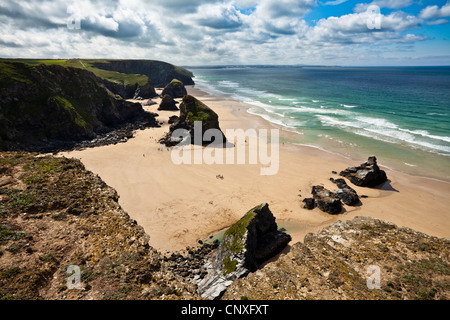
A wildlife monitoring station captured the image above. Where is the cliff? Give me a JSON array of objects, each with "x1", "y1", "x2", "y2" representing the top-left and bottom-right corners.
[
  {"x1": 0, "y1": 152, "x2": 199, "y2": 300},
  {"x1": 91, "y1": 60, "x2": 194, "y2": 88},
  {"x1": 0, "y1": 61, "x2": 159, "y2": 152}
]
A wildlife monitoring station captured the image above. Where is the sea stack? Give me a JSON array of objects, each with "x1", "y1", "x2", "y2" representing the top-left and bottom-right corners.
[
  {"x1": 159, "y1": 94, "x2": 226, "y2": 146},
  {"x1": 161, "y1": 78, "x2": 187, "y2": 98},
  {"x1": 197, "y1": 203, "x2": 291, "y2": 300},
  {"x1": 158, "y1": 94, "x2": 179, "y2": 111}
]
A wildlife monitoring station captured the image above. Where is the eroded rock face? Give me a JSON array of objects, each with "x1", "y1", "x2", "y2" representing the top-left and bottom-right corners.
[
  {"x1": 222, "y1": 216, "x2": 450, "y2": 300},
  {"x1": 340, "y1": 156, "x2": 388, "y2": 187},
  {"x1": 197, "y1": 203, "x2": 291, "y2": 300}
]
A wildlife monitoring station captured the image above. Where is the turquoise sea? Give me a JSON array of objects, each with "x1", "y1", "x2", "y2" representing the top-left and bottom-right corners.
[{"x1": 188, "y1": 66, "x2": 450, "y2": 182}]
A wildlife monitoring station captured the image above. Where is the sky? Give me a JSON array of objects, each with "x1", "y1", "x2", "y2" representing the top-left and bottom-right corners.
[{"x1": 0, "y1": 0, "x2": 449, "y2": 66}]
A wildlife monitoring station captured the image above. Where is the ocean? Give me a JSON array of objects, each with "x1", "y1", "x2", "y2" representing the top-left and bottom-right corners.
[{"x1": 188, "y1": 66, "x2": 450, "y2": 182}]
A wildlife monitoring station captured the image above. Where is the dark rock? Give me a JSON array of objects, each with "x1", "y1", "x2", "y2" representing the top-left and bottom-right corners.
[
  {"x1": 144, "y1": 99, "x2": 157, "y2": 106},
  {"x1": 159, "y1": 95, "x2": 226, "y2": 147},
  {"x1": 330, "y1": 178, "x2": 360, "y2": 206},
  {"x1": 97, "y1": 77, "x2": 158, "y2": 100},
  {"x1": 168, "y1": 115, "x2": 178, "y2": 124},
  {"x1": 197, "y1": 203, "x2": 291, "y2": 300},
  {"x1": 340, "y1": 156, "x2": 388, "y2": 187},
  {"x1": 161, "y1": 79, "x2": 187, "y2": 98},
  {"x1": 311, "y1": 185, "x2": 343, "y2": 214},
  {"x1": 158, "y1": 94, "x2": 179, "y2": 111},
  {"x1": 302, "y1": 198, "x2": 315, "y2": 210}
]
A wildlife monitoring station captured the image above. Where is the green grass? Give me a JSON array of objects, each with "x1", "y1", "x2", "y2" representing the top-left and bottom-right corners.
[
  {"x1": 0, "y1": 225, "x2": 25, "y2": 244},
  {"x1": 65, "y1": 59, "x2": 148, "y2": 86},
  {"x1": 1, "y1": 59, "x2": 149, "y2": 87},
  {"x1": 0, "y1": 61, "x2": 34, "y2": 86},
  {"x1": 53, "y1": 95, "x2": 88, "y2": 128}
]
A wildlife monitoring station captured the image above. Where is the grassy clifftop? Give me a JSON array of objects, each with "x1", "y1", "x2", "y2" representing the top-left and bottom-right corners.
[{"x1": 0, "y1": 59, "x2": 194, "y2": 87}]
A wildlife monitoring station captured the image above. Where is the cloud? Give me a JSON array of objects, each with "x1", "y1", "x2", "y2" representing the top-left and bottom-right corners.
[
  {"x1": 255, "y1": 0, "x2": 316, "y2": 19},
  {"x1": 420, "y1": 2, "x2": 450, "y2": 19},
  {"x1": 425, "y1": 18, "x2": 449, "y2": 26},
  {"x1": 355, "y1": 0, "x2": 414, "y2": 12},
  {"x1": 195, "y1": 3, "x2": 244, "y2": 29},
  {"x1": 304, "y1": 10, "x2": 423, "y2": 47},
  {"x1": 0, "y1": 0, "x2": 444, "y2": 66},
  {"x1": 322, "y1": 0, "x2": 349, "y2": 6}
]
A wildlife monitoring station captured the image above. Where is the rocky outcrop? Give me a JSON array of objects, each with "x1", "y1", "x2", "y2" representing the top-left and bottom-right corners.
[
  {"x1": 159, "y1": 95, "x2": 226, "y2": 147},
  {"x1": 330, "y1": 178, "x2": 360, "y2": 206},
  {"x1": 223, "y1": 216, "x2": 450, "y2": 300},
  {"x1": 158, "y1": 94, "x2": 179, "y2": 111},
  {"x1": 311, "y1": 185, "x2": 343, "y2": 214},
  {"x1": 340, "y1": 156, "x2": 388, "y2": 187},
  {"x1": 97, "y1": 77, "x2": 158, "y2": 100},
  {"x1": 197, "y1": 203, "x2": 291, "y2": 300},
  {"x1": 0, "y1": 62, "x2": 159, "y2": 152},
  {"x1": 161, "y1": 79, "x2": 187, "y2": 98}
]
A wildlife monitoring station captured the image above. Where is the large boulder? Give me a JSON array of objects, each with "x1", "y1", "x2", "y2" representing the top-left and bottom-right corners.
[
  {"x1": 159, "y1": 95, "x2": 226, "y2": 146},
  {"x1": 158, "y1": 94, "x2": 178, "y2": 111},
  {"x1": 197, "y1": 203, "x2": 291, "y2": 300},
  {"x1": 311, "y1": 185, "x2": 343, "y2": 214},
  {"x1": 340, "y1": 156, "x2": 387, "y2": 187},
  {"x1": 161, "y1": 78, "x2": 187, "y2": 98},
  {"x1": 330, "y1": 178, "x2": 360, "y2": 206}
]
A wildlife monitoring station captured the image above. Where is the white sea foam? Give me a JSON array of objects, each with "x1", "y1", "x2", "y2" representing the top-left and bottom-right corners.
[
  {"x1": 399, "y1": 128, "x2": 450, "y2": 143},
  {"x1": 218, "y1": 80, "x2": 239, "y2": 88},
  {"x1": 427, "y1": 112, "x2": 449, "y2": 116},
  {"x1": 340, "y1": 104, "x2": 358, "y2": 108},
  {"x1": 318, "y1": 115, "x2": 450, "y2": 155}
]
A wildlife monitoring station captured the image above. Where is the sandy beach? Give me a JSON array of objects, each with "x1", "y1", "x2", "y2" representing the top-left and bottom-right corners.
[{"x1": 60, "y1": 86, "x2": 450, "y2": 254}]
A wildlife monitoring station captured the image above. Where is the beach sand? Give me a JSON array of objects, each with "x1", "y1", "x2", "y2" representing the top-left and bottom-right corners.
[{"x1": 60, "y1": 86, "x2": 450, "y2": 253}]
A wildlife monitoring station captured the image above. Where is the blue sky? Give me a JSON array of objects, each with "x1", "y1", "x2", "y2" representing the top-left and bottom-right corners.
[{"x1": 0, "y1": 0, "x2": 449, "y2": 66}]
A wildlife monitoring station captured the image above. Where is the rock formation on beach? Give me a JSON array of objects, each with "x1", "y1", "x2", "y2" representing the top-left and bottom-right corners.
[
  {"x1": 311, "y1": 185, "x2": 343, "y2": 214},
  {"x1": 159, "y1": 95, "x2": 226, "y2": 146},
  {"x1": 161, "y1": 79, "x2": 188, "y2": 98},
  {"x1": 197, "y1": 203, "x2": 291, "y2": 300},
  {"x1": 340, "y1": 156, "x2": 388, "y2": 187},
  {"x1": 330, "y1": 178, "x2": 360, "y2": 206},
  {"x1": 158, "y1": 94, "x2": 179, "y2": 111}
]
